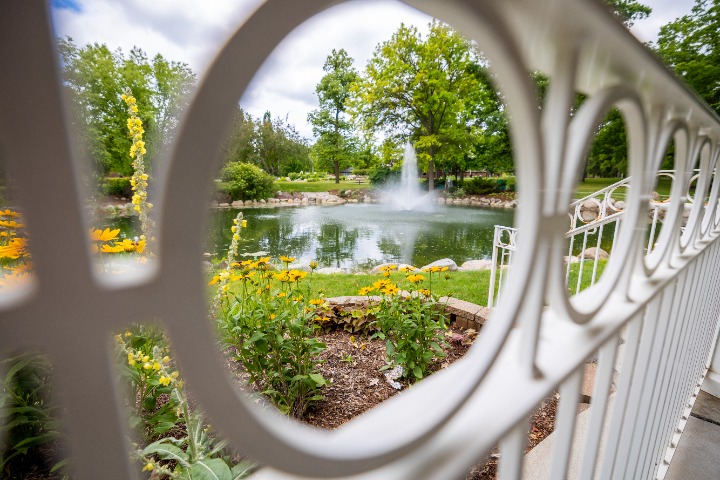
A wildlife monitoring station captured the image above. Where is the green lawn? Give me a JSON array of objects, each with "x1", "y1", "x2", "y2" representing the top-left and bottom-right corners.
[
  {"x1": 275, "y1": 180, "x2": 372, "y2": 193},
  {"x1": 306, "y1": 270, "x2": 492, "y2": 306},
  {"x1": 574, "y1": 177, "x2": 672, "y2": 200}
]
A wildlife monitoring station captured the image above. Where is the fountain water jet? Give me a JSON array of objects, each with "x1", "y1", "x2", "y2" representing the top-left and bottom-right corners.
[{"x1": 385, "y1": 144, "x2": 436, "y2": 211}]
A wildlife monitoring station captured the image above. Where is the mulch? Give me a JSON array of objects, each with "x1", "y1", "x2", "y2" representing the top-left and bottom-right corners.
[{"x1": 297, "y1": 326, "x2": 557, "y2": 479}]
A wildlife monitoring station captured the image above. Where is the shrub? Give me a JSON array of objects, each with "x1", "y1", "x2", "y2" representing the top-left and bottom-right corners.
[
  {"x1": 504, "y1": 176, "x2": 516, "y2": 192},
  {"x1": 102, "y1": 177, "x2": 132, "y2": 198},
  {"x1": 219, "y1": 162, "x2": 275, "y2": 201},
  {"x1": 368, "y1": 166, "x2": 399, "y2": 186},
  {"x1": 463, "y1": 177, "x2": 498, "y2": 195}
]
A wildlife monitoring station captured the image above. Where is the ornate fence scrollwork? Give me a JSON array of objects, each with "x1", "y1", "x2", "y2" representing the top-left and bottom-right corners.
[{"x1": 1, "y1": 0, "x2": 720, "y2": 479}]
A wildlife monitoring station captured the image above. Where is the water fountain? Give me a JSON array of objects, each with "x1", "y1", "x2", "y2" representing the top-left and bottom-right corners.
[{"x1": 385, "y1": 144, "x2": 436, "y2": 211}]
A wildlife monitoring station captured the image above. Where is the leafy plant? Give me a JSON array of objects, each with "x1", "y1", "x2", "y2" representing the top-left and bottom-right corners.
[
  {"x1": 213, "y1": 255, "x2": 328, "y2": 418},
  {"x1": 220, "y1": 162, "x2": 276, "y2": 201},
  {"x1": 0, "y1": 353, "x2": 66, "y2": 478},
  {"x1": 360, "y1": 266, "x2": 449, "y2": 382}
]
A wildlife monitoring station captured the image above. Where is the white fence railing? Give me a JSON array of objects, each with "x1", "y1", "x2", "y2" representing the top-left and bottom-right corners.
[
  {"x1": 488, "y1": 171, "x2": 702, "y2": 306},
  {"x1": 2, "y1": 1, "x2": 720, "y2": 479}
]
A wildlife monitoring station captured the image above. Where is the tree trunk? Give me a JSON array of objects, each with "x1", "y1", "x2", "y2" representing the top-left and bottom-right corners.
[
  {"x1": 428, "y1": 160, "x2": 435, "y2": 191},
  {"x1": 334, "y1": 159, "x2": 340, "y2": 184}
]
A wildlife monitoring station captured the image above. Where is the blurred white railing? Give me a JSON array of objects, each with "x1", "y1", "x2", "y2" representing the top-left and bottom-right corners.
[
  {"x1": 488, "y1": 171, "x2": 702, "y2": 306},
  {"x1": 2, "y1": 1, "x2": 720, "y2": 479}
]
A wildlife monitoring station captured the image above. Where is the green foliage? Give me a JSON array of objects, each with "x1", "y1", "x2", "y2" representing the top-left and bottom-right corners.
[
  {"x1": 351, "y1": 21, "x2": 496, "y2": 189},
  {"x1": 586, "y1": 109, "x2": 628, "y2": 178},
  {"x1": 308, "y1": 49, "x2": 359, "y2": 183},
  {"x1": 58, "y1": 38, "x2": 195, "y2": 177},
  {"x1": 215, "y1": 258, "x2": 328, "y2": 418},
  {"x1": 0, "y1": 353, "x2": 65, "y2": 478},
  {"x1": 360, "y1": 267, "x2": 449, "y2": 382},
  {"x1": 101, "y1": 176, "x2": 132, "y2": 198},
  {"x1": 223, "y1": 110, "x2": 311, "y2": 176},
  {"x1": 220, "y1": 162, "x2": 276, "y2": 201},
  {"x1": 463, "y1": 177, "x2": 500, "y2": 195},
  {"x1": 656, "y1": 0, "x2": 720, "y2": 115},
  {"x1": 368, "y1": 165, "x2": 399, "y2": 186},
  {"x1": 605, "y1": 0, "x2": 652, "y2": 26}
]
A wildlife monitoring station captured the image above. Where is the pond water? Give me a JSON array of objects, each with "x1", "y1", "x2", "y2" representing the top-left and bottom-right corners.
[{"x1": 207, "y1": 204, "x2": 515, "y2": 270}]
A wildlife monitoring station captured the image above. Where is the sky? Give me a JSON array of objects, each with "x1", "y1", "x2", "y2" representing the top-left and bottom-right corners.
[{"x1": 50, "y1": 0, "x2": 697, "y2": 140}]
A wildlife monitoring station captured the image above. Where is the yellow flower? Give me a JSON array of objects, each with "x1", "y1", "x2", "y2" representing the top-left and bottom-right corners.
[
  {"x1": 309, "y1": 298, "x2": 324, "y2": 306},
  {"x1": 381, "y1": 284, "x2": 399, "y2": 295},
  {"x1": 158, "y1": 375, "x2": 171, "y2": 386},
  {"x1": 127, "y1": 353, "x2": 136, "y2": 366},
  {"x1": 142, "y1": 462, "x2": 154, "y2": 472},
  {"x1": 124, "y1": 331, "x2": 132, "y2": 337},
  {"x1": 162, "y1": 356, "x2": 170, "y2": 363},
  {"x1": 407, "y1": 274, "x2": 425, "y2": 284},
  {"x1": 241, "y1": 220, "x2": 248, "y2": 228},
  {"x1": 143, "y1": 362, "x2": 152, "y2": 370},
  {"x1": 309, "y1": 260, "x2": 318, "y2": 270},
  {"x1": 419, "y1": 288, "x2": 431, "y2": 297},
  {"x1": 171, "y1": 371, "x2": 180, "y2": 379},
  {"x1": 152, "y1": 362, "x2": 161, "y2": 371},
  {"x1": 358, "y1": 286, "x2": 374, "y2": 295},
  {"x1": 142, "y1": 355, "x2": 150, "y2": 362},
  {"x1": 279, "y1": 255, "x2": 296, "y2": 263},
  {"x1": 231, "y1": 226, "x2": 237, "y2": 233},
  {"x1": 131, "y1": 105, "x2": 138, "y2": 113}
]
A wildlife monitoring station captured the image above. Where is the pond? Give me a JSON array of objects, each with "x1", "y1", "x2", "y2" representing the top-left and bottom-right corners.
[{"x1": 208, "y1": 204, "x2": 515, "y2": 270}]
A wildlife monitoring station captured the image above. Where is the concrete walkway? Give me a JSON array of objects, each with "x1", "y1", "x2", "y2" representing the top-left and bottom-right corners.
[
  {"x1": 665, "y1": 389, "x2": 720, "y2": 480},
  {"x1": 523, "y1": 388, "x2": 720, "y2": 479}
]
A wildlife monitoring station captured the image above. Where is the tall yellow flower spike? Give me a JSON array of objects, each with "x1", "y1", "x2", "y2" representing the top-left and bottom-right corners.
[{"x1": 123, "y1": 90, "x2": 154, "y2": 254}]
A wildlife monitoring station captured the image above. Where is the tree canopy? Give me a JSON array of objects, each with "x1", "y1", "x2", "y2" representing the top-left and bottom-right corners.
[
  {"x1": 223, "y1": 110, "x2": 311, "y2": 177},
  {"x1": 350, "y1": 22, "x2": 496, "y2": 189},
  {"x1": 308, "y1": 49, "x2": 359, "y2": 183},
  {"x1": 58, "y1": 38, "x2": 195, "y2": 177},
  {"x1": 656, "y1": 0, "x2": 720, "y2": 115}
]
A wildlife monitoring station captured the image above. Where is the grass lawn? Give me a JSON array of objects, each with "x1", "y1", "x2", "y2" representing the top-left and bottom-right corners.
[
  {"x1": 574, "y1": 177, "x2": 672, "y2": 200},
  {"x1": 275, "y1": 180, "x2": 373, "y2": 193},
  {"x1": 306, "y1": 270, "x2": 492, "y2": 306}
]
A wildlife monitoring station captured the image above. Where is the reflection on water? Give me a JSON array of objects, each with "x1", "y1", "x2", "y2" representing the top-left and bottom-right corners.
[{"x1": 208, "y1": 204, "x2": 515, "y2": 270}]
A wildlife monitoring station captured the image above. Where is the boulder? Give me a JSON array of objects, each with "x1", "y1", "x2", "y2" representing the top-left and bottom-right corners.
[
  {"x1": 563, "y1": 255, "x2": 580, "y2": 264},
  {"x1": 458, "y1": 259, "x2": 494, "y2": 271},
  {"x1": 421, "y1": 258, "x2": 458, "y2": 271},
  {"x1": 581, "y1": 247, "x2": 609, "y2": 260},
  {"x1": 315, "y1": 267, "x2": 345, "y2": 274}
]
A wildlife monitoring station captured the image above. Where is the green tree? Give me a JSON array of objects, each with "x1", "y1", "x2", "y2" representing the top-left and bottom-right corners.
[
  {"x1": 58, "y1": 38, "x2": 195, "y2": 177},
  {"x1": 222, "y1": 110, "x2": 311, "y2": 176},
  {"x1": 308, "y1": 49, "x2": 359, "y2": 183},
  {"x1": 351, "y1": 22, "x2": 489, "y2": 190},
  {"x1": 256, "y1": 112, "x2": 311, "y2": 176},
  {"x1": 656, "y1": 0, "x2": 720, "y2": 115},
  {"x1": 605, "y1": 0, "x2": 652, "y2": 26}
]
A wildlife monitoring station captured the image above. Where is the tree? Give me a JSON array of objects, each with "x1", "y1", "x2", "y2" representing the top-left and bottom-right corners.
[
  {"x1": 605, "y1": 0, "x2": 652, "y2": 26},
  {"x1": 58, "y1": 38, "x2": 195, "y2": 177},
  {"x1": 308, "y1": 49, "x2": 359, "y2": 183},
  {"x1": 351, "y1": 22, "x2": 490, "y2": 190},
  {"x1": 222, "y1": 110, "x2": 311, "y2": 176},
  {"x1": 656, "y1": 0, "x2": 720, "y2": 115}
]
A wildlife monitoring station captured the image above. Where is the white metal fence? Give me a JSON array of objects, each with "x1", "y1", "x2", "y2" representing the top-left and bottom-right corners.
[
  {"x1": 2, "y1": 1, "x2": 720, "y2": 479},
  {"x1": 488, "y1": 171, "x2": 701, "y2": 306}
]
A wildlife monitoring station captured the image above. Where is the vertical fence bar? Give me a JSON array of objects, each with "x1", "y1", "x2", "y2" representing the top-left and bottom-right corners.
[
  {"x1": 579, "y1": 337, "x2": 620, "y2": 480},
  {"x1": 498, "y1": 421, "x2": 529, "y2": 480},
  {"x1": 549, "y1": 368, "x2": 583, "y2": 479}
]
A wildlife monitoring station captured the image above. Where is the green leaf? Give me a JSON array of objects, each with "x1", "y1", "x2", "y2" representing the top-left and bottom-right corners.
[
  {"x1": 142, "y1": 439, "x2": 188, "y2": 465},
  {"x1": 231, "y1": 460, "x2": 254, "y2": 479},
  {"x1": 412, "y1": 366, "x2": 423, "y2": 379},
  {"x1": 189, "y1": 458, "x2": 232, "y2": 480},
  {"x1": 308, "y1": 373, "x2": 327, "y2": 386}
]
